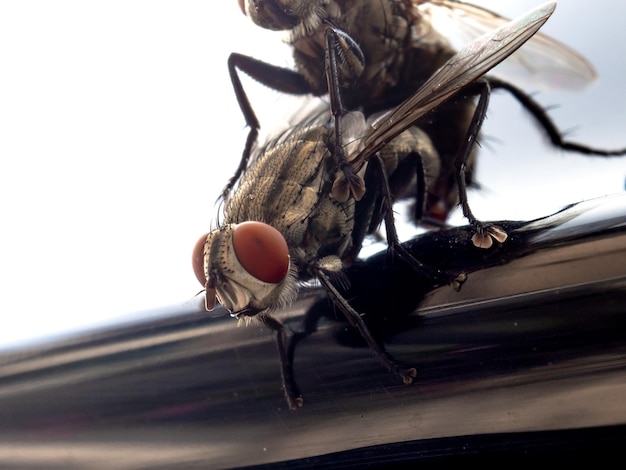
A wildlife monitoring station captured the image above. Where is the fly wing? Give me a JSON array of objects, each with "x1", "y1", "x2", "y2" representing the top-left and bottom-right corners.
[
  {"x1": 419, "y1": 0, "x2": 596, "y2": 90},
  {"x1": 349, "y1": 1, "x2": 556, "y2": 170}
]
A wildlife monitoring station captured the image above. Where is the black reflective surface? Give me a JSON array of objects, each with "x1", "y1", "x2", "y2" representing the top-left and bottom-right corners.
[{"x1": 0, "y1": 193, "x2": 625, "y2": 468}]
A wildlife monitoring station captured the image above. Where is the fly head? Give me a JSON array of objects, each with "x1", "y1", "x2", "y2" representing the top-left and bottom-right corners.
[{"x1": 192, "y1": 221, "x2": 297, "y2": 316}]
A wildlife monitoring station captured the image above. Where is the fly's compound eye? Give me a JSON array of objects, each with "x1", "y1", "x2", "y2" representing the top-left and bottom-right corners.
[
  {"x1": 192, "y1": 233, "x2": 209, "y2": 286},
  {"x1": 232, "y1": 221, "x2": 289, "y2": 284}
]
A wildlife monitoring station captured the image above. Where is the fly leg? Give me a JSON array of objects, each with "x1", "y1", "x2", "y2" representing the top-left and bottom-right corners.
[
  {"x1": 284, "y1": 296, "x2": 330, "y2": 394},
  {"x1": 368, "y1": 153, "x2": 467, "y2": 290},
  {"x1": 258, "y1": 312, "x2": 304, "y2": 410},
  {"x1": 313, "y1": 267, "x2": 417, "y2": 385},
  {"x1": 323, "y1": 23, "x2": 367, "y2": 201},
  {"x1": 454, "y1": 75, "x2": 626, "y2": 249},
  {"x1": 227, "y1": 27, "x2": 367, "y2": 203},
  {"x1": 454, "y1": 79, "x2": 509, "y2": 249},
  {"x1": 225, "y1": 53, "x2": 312, "y2": 202},
  {"x1": 226, "y1": 23, "x2": 366, "y2": 204},
  {"x1": 487, "y1": 77, "x2": 626, "y2": 156}
]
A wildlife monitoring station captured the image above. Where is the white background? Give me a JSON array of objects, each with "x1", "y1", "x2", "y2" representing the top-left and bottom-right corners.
[{"x1": 0, "y1": 1, "x2": 624, "y2": 348}]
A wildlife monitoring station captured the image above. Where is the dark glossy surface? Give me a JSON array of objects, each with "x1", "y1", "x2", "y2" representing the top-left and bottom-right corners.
[{"x1": 0, "y1": 193, "x2": 625, "y2": 468}]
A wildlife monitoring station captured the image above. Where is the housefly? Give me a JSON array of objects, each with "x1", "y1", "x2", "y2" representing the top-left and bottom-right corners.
[
  {"x1": 194, "y1": 2, "x2": 557, "y2": 409},
  {"x1": 229, "y1": 0, "x2": 626, "y2": 229}
]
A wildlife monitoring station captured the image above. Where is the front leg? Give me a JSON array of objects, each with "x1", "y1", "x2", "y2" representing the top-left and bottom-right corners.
[{"x1": 258, "y1": 312, "x2": 303, "y2": 410}]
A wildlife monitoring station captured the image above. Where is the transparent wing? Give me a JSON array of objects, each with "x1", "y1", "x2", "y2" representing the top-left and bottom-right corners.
[
  {"x1": 417, "y1": 0, "x2": 596, "y2": 90},
  {"x1": 351, "y1": 1, "x2": 556, "y2": 167}
]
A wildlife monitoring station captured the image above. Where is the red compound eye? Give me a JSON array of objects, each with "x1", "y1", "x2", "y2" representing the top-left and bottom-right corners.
[
  {"x1": 192, "y1": 233, "x2": 209, "y2": 286},
  {"x1": 232, "y1": 222, "x2": 289, "y2": 283}
]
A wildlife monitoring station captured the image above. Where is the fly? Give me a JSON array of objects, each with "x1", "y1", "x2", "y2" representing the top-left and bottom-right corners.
[
  {"x1": 194, "y1": 2, "x2": 557, "y2": 409},
  {"x1": 229, "y1": 0, "x2": 626, "y2": 235}
]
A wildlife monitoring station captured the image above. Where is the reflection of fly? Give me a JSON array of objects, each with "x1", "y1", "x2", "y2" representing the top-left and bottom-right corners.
[
  {"x1": 194, "y1": 3, "x2": 557, "y2": 410},
  {"x1": 230, "y1": 0, "x2": 626, "y2": 230}
]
